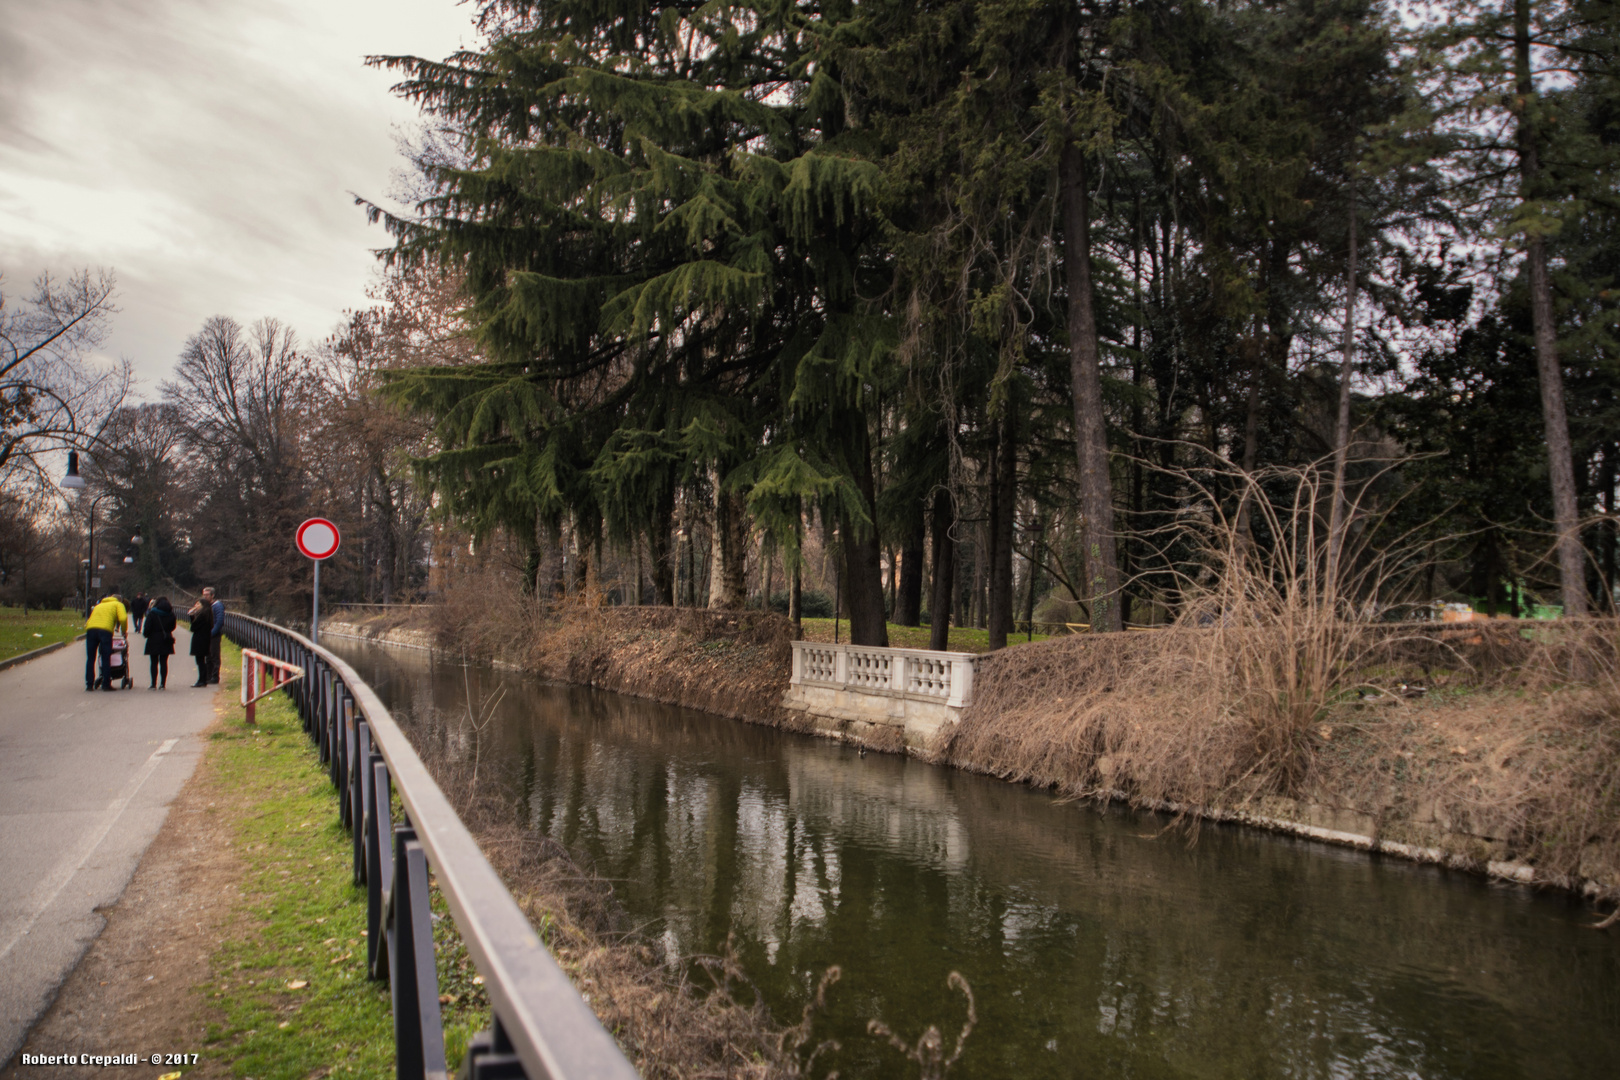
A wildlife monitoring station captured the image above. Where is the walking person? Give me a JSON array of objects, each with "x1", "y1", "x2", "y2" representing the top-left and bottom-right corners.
[
  {"x1": 143, "y1": 596, "x2": 176, "y2": 689},
  {"x1": 129, "y1": 591, "x2": 150, "y2": 634},
  {"x1": 84, "y1": 593, "x2": 128, "y2": 691},
  {"x1": 186, "y1": 593, "x2": 214, "y2": 688}
]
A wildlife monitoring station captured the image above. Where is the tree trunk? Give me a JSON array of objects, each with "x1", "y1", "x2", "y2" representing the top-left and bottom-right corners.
[
  {"x1": 841, "y1": 420, "x2": 889, "y2": 646},
  {"x1": 1516, "y1": 0, "x2": 1588, "y2": 617},
  {"x1": 987, "y1": 408, "x2": 1017, "y2": 650},
  {"x1": 761, "y1": 536, "x2": 774, "y2": 611},
  {"x1": 789, "y1": 501, "x2": 803, "y2": 626},
  {"x1": 537, "y1": 518, "x2": 563, "y2": 601},
  {"x1": 572, "y1": 515, "x2": 597, "y2": 593},
  {"x1": 1024, "y1": 509, "x2": 1046, "y2": 640},
  {"x1": 1603, "y1": 448, "x2": 1617, "y2": 612},
  {"x1": 707, "y1": 477, "x2": 749, "y2": 609},
  {"x1": 1060, "y1": 140, "x2": 1122, "y2": 632},
  {"x1": 928, "y1": 488, "x2": 955, "y2": 652},
  {"x1": 895, "y1": 507, "x2": 925, "y2": 626},
  {"x1": 790, "y1": 561, "x2": 802, "y2": 625},
  {"x1": 649, "y1": 490, "x2": 675, "y2": 605},
  {"x1": 1236, "y1": 332, "x2": 1262, "y2": 547},
  {"x1": 1327, "y1": 172, "x2": 1359, "y2": 596},
  {"x1": 970, "y1": 519, "x2": 985, "y2": 628}
]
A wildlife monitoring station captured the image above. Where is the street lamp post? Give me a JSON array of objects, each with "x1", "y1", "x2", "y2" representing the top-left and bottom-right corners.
[{"x1": 60, "y1": 451, "x2": 137, "y2": 615}]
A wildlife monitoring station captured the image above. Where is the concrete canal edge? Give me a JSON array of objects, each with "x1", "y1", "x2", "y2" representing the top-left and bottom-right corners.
[{"x1": 318, "y1": 619, "x2": 1618, "y2": 913}]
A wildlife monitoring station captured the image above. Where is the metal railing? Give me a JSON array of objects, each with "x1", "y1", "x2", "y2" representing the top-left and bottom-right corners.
[
  {"x1": 224, "y1": 613, "x2": 640, "y2": 1080},
  {"x1": 789, "y1": 640, "x2": 979, "y2": 709}
]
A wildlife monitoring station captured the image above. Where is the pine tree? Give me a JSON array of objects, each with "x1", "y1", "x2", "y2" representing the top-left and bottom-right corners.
[{"x1": 367, "y1": 0, "x2": 899, "y2": 641}]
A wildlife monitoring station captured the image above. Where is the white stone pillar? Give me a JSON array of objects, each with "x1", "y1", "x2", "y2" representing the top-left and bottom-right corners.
[{"x1": 947, "y1": 655, "x2": 975, "y2": 708}]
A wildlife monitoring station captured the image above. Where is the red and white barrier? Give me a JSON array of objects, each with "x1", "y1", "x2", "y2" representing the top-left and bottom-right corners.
[{"x1": 240, "y1": 648, "x2": 304, "y2": 724}]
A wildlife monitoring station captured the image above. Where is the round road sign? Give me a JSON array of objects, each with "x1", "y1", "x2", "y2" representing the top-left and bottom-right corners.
[{"x1": 296, "y1": 518, "x2": 341, "y2": 560}]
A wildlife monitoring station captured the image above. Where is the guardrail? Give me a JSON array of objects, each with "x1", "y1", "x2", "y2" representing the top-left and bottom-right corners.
[
  {"x1": 789, "y1": 640, "x2": 979, "y2": 708},
  {"x1": 224, "y1": 612, "x2": 640, "y2": 1080}
]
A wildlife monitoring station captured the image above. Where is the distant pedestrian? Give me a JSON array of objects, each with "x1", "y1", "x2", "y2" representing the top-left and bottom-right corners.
[
  {"x1": 205, "y1": 588, "x2": 224, "y2": 683},
  {"x1": 186, "y1": 592, "x2": 214, "y2": 688},
  {"x1": 84, "y1": 593, "x2": 128, "y2": 691},
  {"x1": 143, "y1": 597, "x2": 176, "y2": 689},
  {"x1": 130, "y1": 591, "x2": 150, "y2": 633}
]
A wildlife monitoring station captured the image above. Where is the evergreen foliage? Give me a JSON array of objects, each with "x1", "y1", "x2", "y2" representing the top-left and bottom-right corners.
[{"x1": 345, "y1": 0, "x2": 1620, "y2": 636}]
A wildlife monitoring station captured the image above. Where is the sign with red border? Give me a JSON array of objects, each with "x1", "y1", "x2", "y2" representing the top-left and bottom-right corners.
[{"x1": 295, "y1": 518, "x2": 341, "y2": 561}]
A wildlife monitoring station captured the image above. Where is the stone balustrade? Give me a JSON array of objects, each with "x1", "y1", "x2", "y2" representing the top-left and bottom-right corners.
[{"x1": 785, "y1": 641, "x2": 978, "y2": 749}]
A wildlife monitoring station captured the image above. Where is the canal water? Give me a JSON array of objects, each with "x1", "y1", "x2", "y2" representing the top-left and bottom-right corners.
[{"x1": 328, "y1": 639, "x2": 1619, "y2": 1078}]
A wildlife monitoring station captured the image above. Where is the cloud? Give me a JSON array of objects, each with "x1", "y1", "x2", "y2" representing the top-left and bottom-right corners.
[{"x1": 0, "y1": 0, "x2": 475, "y2": 394}]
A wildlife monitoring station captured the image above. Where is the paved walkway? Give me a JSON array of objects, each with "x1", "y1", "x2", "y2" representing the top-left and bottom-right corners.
[{"x1": 0, "y1": 643, "x2": 218, "y2": 1063}]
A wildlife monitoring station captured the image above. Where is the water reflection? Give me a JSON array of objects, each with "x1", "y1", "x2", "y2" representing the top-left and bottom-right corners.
[{"x1": 332, "y1": 640, "x2": 1620, "y2": 1079}]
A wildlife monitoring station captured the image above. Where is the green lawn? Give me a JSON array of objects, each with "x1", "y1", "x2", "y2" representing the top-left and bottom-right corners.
[
  {"x1": 202, "y1": 642, "x2": 488, "y2": 1077},
  {"x1": 797, "y1": 617, "x2": 1054, "y2": 653},
  {"x1": 0, "y1": 606, "x2": 83, "y2": 660}
]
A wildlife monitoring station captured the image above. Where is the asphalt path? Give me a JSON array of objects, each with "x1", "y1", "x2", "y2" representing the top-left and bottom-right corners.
[{"x1": 0, "y1": 640, "x2": 218, "y2": 1062}]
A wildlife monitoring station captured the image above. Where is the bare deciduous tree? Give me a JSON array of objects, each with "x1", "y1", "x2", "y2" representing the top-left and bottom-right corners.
[{"x1": 0, "y1": 268, "x2": 131, "y2": 486}]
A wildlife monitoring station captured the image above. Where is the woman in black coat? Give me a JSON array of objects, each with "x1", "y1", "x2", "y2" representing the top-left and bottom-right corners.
[
  {"x1": 143, "y1": 597, "x2": 177, "y2": 689},
  {"x1": 187, "y1": 598, "x2": 212, "y2": 687}
]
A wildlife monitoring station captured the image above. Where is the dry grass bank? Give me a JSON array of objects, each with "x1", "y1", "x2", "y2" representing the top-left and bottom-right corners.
[
  {"x1": 419, "y1": 566, "x2": 801, "y2": 728},
  {"x1": 944, "y1": 619, "x2": 1620, "y2": 903}
]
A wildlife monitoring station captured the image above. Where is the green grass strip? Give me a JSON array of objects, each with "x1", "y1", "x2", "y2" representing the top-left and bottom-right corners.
[
  {"x1": 0, "y1": 606, "x2": 84, "y2": 658},
  {"x1": 201, "y1": 641, "x2": 488, "y2": 1078},
  {"x1": 798, "y1": 617, "x2": 1052, "y2": 652}
]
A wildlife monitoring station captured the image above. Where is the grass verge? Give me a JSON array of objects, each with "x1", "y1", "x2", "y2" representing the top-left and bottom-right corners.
[
  {"x1": 797, "y1": 618, "x2": 1052, "y2": 652},
  {"x1": 0, "y1": 606, "x2": 82, "y2": 659},
  {"x1": 198, "y1": 641, "x2": 489, "y2": 1077}
]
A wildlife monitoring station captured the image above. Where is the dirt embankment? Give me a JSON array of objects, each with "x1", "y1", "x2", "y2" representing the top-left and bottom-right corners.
[
  {"x1": 326, "y1": 603, "x2": 803, "y2": 728},
  {"x1": 324, "y1": 605, "x2": 1620, "y2": 910}
]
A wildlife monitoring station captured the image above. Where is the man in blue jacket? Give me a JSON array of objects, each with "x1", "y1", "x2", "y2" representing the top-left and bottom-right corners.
[{"x1": 204, "y1": 587, "x2": 224, "y2": 684}]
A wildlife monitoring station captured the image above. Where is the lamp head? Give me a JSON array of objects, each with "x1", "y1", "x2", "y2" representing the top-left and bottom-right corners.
[{"x1": 59, "y1": 450, "x2": 86, "y2": 490}]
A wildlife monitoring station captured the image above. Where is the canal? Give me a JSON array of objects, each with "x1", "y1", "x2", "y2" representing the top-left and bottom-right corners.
[{"x1": 328, "y1": 638, "x2": 1619, "y2": 1078}]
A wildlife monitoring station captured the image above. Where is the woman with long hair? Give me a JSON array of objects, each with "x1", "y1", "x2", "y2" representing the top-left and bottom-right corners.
[{"x1": 143, "y1": 596, "x2": 177, "y2": 689}]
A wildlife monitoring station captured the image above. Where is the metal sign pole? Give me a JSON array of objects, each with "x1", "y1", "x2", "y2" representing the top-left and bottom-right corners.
[
  {"x1": 313, "y1": 557, "x2": 321, "y2": 645},
  {"x1": 296, "y1": 518, "x2": 339, "y2": 646}
]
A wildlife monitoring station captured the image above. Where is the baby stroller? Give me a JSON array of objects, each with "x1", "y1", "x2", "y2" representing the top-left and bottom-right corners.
[{"x1": 106, "y1": 633, "x2": 134, "y2": 690}]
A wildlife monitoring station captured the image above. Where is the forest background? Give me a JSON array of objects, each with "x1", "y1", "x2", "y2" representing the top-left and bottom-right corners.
[{"x1": 1, "y1": 0, "x2": 1617, "y2": 651}]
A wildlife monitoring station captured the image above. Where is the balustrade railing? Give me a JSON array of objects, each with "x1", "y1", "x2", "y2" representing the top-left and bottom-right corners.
[
  {"x1": 224, "y1": 613, "x2": 640, "y2": 1080},
  {"x1": 789, "y1": 641, "x2": 978, "y2": 709}
]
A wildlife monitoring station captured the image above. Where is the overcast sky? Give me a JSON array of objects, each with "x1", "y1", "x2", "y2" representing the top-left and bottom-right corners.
[{"x1": 0, "y1": 0, "x2": 480, "y2": 398}]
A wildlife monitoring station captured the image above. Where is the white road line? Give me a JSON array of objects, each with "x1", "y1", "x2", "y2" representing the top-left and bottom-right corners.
[{"x1": 0, "y1": 738, "x2": 181, "y2": 963}]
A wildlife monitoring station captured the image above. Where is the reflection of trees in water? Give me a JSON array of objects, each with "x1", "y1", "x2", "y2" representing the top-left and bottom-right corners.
[{"x1": 328, "y1": 640, "x2": 1620, "y2": 1079}]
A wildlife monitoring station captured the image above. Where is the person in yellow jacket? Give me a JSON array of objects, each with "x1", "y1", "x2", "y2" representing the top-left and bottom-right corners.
[{"x1": 85, "y1": 593, "x2": 128, "y2": 691}]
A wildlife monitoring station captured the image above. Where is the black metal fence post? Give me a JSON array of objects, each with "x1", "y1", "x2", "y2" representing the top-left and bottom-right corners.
[{"x1": 390, "y1": 822, "x2": 447, "y2": 1080}]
